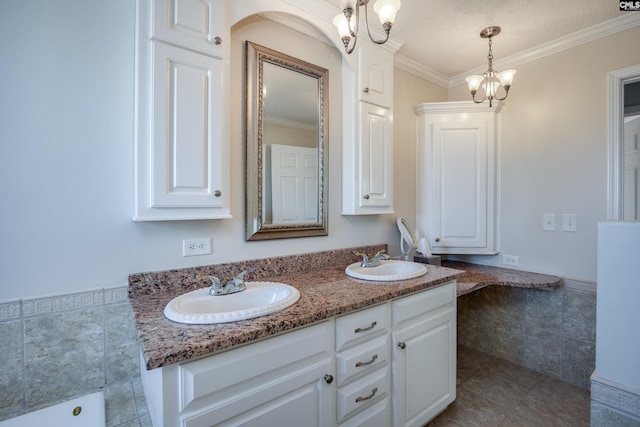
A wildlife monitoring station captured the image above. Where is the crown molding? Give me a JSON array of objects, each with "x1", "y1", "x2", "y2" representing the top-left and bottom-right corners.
[
  {"x1": 394, "y1": 54, "x2": 449, "y2": 87},
  {"x1": 448, "y1": 14, "x2": 640, "y2": 88}
]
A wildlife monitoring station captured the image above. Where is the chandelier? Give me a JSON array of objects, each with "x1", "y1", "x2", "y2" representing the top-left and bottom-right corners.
[
  {"x1": 333, "y1": 0, "x2": 401, "y2": 55},
  {"x1": 465, "y1": 26, "x2": 516, "y2": 107}
]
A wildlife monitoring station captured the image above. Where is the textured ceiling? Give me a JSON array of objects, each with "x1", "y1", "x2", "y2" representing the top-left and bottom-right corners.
[{"x1": 326, "y1": 0, "x2": 629, "y2": 80}]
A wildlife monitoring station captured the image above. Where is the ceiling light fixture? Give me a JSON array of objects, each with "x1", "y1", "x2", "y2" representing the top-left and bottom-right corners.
[
  {"x1": 333, "y1": 0, "x2": 401, "y2": 55},
  {"x1": 465, "y1": 26, "x2": 516, "y2": 107}
]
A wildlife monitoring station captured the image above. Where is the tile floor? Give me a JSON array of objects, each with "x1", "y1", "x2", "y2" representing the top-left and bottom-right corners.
[{"x1": 427, "y1": 345, "x2": 591, "y2": 426}]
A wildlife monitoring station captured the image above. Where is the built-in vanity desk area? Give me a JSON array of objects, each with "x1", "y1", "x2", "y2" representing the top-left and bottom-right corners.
[{"x1": 129, "y1": 245, "x2": 560, "y2": 427}]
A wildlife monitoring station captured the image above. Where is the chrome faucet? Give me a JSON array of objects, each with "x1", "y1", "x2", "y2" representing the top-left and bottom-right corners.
[
  {"x1": 197, "y1": 268, "x2": 255, "y2": 296},
  {"x1": 355, "y1": 250, "x2": 390, "y2": 268}
]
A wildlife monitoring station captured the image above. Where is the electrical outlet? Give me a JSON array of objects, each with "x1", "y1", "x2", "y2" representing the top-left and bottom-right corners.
[
  {"x1": 502, "y1": 254, "x2": 520, "y2": 266},
  {"x1": 183, "y1": 238, "x2": 212, "y2": 257}
]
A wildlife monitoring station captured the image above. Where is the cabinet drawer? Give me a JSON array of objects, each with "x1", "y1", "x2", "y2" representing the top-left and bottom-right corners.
[
  {"x1": 336, "y1": 304, "x2": 388, "y2": 351},
  {"x1": 392, "y1": 282, "x2": 455, "y2": 327},
  {"x1": 336, "y1": 368, "x2": 388, "y2": 423},
  {"x1": 338, "y1": 398, "x2": 390, "y2": 427},
  {"x1": 178, "y1": 322, "x2": 331, "y2": 411},
  {"x1": 337, "y1": 335, "x2": 388, "y2": 387}
]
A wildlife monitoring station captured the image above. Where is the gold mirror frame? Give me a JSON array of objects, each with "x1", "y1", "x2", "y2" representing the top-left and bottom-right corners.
[{"x1": 245, "y1": 41, "x2": 329, "y2": 240}]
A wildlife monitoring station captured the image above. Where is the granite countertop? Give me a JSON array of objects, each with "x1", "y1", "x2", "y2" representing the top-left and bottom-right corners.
[
  {"x1": 128, "y1": 246, "x2": 561, "y2": 371},
  {"x1": 444, "y1": 260, "x2": 562, "y2": 296}
]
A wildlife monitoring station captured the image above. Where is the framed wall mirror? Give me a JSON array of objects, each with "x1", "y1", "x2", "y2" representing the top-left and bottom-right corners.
[{"x1": 245, "y1": 41, "x2": 329, "y2": 240}]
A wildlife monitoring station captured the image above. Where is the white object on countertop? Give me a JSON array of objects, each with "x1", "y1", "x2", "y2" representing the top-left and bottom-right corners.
[{"x1": 418, "y1": 237, "x2": 432, "y2": 257}]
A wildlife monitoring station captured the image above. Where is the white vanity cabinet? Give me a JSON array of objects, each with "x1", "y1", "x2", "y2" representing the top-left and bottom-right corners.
[
  {"x1": 414, "y1": 101, "x2": 501, "y2": 254},
  {"x1": 133, "y1": 0, "x2": 231, "y2": 221},
  {"x1": 141, "y1": 322, "x2": 335, "y2": 427},
  {"x1": 342, "y1": 44, "x2": 394, "y2": 215},
  {"x1": 392, "y1": 281, "x2": 457, "y2": 427},
  {"x1": 140, "y1": 282, "x2": 457, "y2": 427}
]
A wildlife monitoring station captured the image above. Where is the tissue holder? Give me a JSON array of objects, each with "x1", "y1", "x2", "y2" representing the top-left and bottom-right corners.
[{"x1": 414, "y1": 254, "x2": 441, "y2": 266}]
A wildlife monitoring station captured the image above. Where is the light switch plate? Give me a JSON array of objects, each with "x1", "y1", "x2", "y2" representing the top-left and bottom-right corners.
[
  {"x1": 543, "y1": 213, "x2": 556, "y2": 231},
  {"x1": 562, "y1": 214, "x2": 577, "y2": 232}
]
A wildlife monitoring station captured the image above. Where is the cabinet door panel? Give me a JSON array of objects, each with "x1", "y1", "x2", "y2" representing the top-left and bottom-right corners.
[
  {"x1": 358, "y1": 48, "x2": 392, "y2": 108},
  {"x1": 432, "y1": 121, "x2": 487, "y2": 249},
  {"x1": 393, "y1": 308, "x2": 456, "y2": 427},
  {"x1": 359, "y1": 103, "x2": 393, "y2": 209},
  {"x1": 182, "y1": 359, "x2": 333, "y2": 427},
  {"x1": 151, "y1": 41, "x2": 223, "y2": 209},
  {"x1": 152, "y1": 0, "x2": 224, "y2": 58}
]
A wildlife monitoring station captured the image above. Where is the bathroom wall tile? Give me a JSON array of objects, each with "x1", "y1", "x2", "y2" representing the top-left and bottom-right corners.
[
  {"x1": 562, "y1": 288, "x2": 596, "y2": 343},
  {"x1": 525, "y1": 288, "x2": 563, "y2": 333},
  {"x1": 139, "y1": 414, "x2": 153, "y2": 427},
  {"x1": 106, "y1": 303, "x2": 140, "y2": 383},
  {"x1": 0, "y1": 300, "x2": 21, "y2": 320},
  {"x1": 590, "y1": 401, "x2": 640, "y2": 427},
  {"x1": 494, "y1": 315, "x2": 525, "y2": 365},
  {"x1": 457, "y1": 288, "x2": 494, "y2": 354},
  {"x1": 524, "y1": 326, "x2": 562, "y2": 377},
  {"x1": 105, "y1": 381, "x2": 137, "y2": 427},
  {"x1": 0, "y1": 320, "x2": 24, "y2": 419},
  {"x1": 494, "y1": 287, "x2": 525, "y2": 322},
  {"x1": 24, "y1": 306, "x2": 105, "y2": 407},
  {"x1": 131, "y1": 378, "x2": 149, "y2": 417},
  {"x1": 561, "y1": 336, "x2": 595, "y2": 389}
]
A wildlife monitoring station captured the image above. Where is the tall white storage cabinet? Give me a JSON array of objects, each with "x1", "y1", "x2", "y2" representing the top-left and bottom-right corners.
[
  {"x1": 342, "y1": 44, "x2": 394, "y2": 215},
  {"x1": 414, "y1": 102, "x2": 501, "y2": 255},
  {"x1": 134, "y1": 0, "x2": 231, "y2": 220}
]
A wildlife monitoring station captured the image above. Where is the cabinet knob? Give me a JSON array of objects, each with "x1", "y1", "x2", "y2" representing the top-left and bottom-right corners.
[
  {"x1": 363, "y1": 194, "x2": 370, "y2": 200},
  {"x1": 211, "y1": 36, "x2": 222, "y2": 45},
  {"x1": 398, "y1": 341, "x2": 406, "y2": 350},
  {"x1": 363, "y1": 87, "x2": 370, "y2": 94},
  {"x1": 435, "y1": 237, "x2": 440, "y2": 242},
  {"x1": 324, "y1": 374, "x2": 334, "y2": 384},
  {"x1": 214, "y1": 190, "x2": 222, "y2": 197}
]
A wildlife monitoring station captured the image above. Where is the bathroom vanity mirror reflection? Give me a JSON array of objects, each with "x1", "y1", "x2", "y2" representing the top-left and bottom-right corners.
[{"x1": 245, "y1": 41, "x2": 329, "y2": 240}]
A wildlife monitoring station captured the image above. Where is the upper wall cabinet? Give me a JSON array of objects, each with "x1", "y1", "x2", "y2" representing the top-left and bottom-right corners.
[
  {"x1": 152, "y1": 0, "x2": 225, "y2": 58},
  {"x1": 133, "y1": 0, "x2": 231, "y2": 221},
  {"x1": 358, "y1": 48, "x2": 392, "y2": 108},
  {"x1": 342, "y1": 43, "x2": 394, "y2": 215},
  {"x1": 414, "y1": 102, "x2": 501, "y2": 255}
]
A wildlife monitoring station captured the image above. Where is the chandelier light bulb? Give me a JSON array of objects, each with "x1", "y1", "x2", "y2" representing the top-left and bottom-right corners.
[
  {"x1": 334, "y1": 0, "x2": 401, "y2": 54},
  {"x1": 333, "y1": 13, "x2": 351, "y2": 39},
  {"x1": 373, "y1": 0, "x2": 401, "y2": 25},
  {"x1": 465, "y1": 75, "x2": 483, "y2": 92},
  {"x1": 497, "y1": 69, "x2": 516, "y2": 87}
]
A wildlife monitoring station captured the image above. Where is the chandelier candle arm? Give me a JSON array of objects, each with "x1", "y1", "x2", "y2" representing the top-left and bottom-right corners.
[
  {"x1": 333, "y1": 0, "x2": 401, "y2": 54},
  {"x1": 465, "y1": 26, "x2": 516, "y2": 107}
]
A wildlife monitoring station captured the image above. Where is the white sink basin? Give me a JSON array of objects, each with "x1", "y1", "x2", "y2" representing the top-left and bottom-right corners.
[
  {"x1": 345, "y1": 260, "x2": 428, "y2": 282},
  {"x1": 164, "y1": 282, "x2": 300, "y2": 324}
]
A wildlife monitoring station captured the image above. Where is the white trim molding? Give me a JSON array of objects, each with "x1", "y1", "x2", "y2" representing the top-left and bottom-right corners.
[{"x1": 607, "y1": 64, "x2": 640, "y2": 220}]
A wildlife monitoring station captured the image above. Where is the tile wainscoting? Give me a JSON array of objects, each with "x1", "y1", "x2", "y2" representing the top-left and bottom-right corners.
[
  {"x1": 457, "y1": 278, "x2": 596, "y2": 390},
  {"x1": 0, "y1": 287, "x2": 149, "y2": 427}
]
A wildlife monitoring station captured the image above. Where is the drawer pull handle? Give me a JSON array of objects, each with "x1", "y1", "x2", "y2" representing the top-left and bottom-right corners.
[
  {"x1": 355, "y1": 387, "x2": 378, "y2": 403},
  {"x1": 354, "y1": 321, "x2": 377, "y2": 333},
  {"x1": 323, "y1": 374, "x2": 334, "y2": 384},
  {"x1": 355, "y1": 354, "x2": 378, "y2": 368},
  {"x1": 398, "y1": 341, "x2": 406, "y2": 350}
]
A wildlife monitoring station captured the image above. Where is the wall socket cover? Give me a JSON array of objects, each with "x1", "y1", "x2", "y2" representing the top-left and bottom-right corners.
[
  {"x1": 543, "y1": 213, "x2": 556, "y2": 231},
  {"x1": 502, "y1": 254, "x2": 520, "y2": 266},
  {"x1": 183, "y1": 238, "x2": 212, "y2": 256}
]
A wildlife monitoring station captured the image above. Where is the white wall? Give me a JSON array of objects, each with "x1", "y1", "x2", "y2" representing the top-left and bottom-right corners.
[
  {"x1": 595, "y1": 221, "x2": 640, "y2": 389},
  {"x1": 447, "y1": 25, "x2": 640, "y2": 282},
  {"x1": 0, "y1": 3, "x2": 400, "y2": 301}
]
